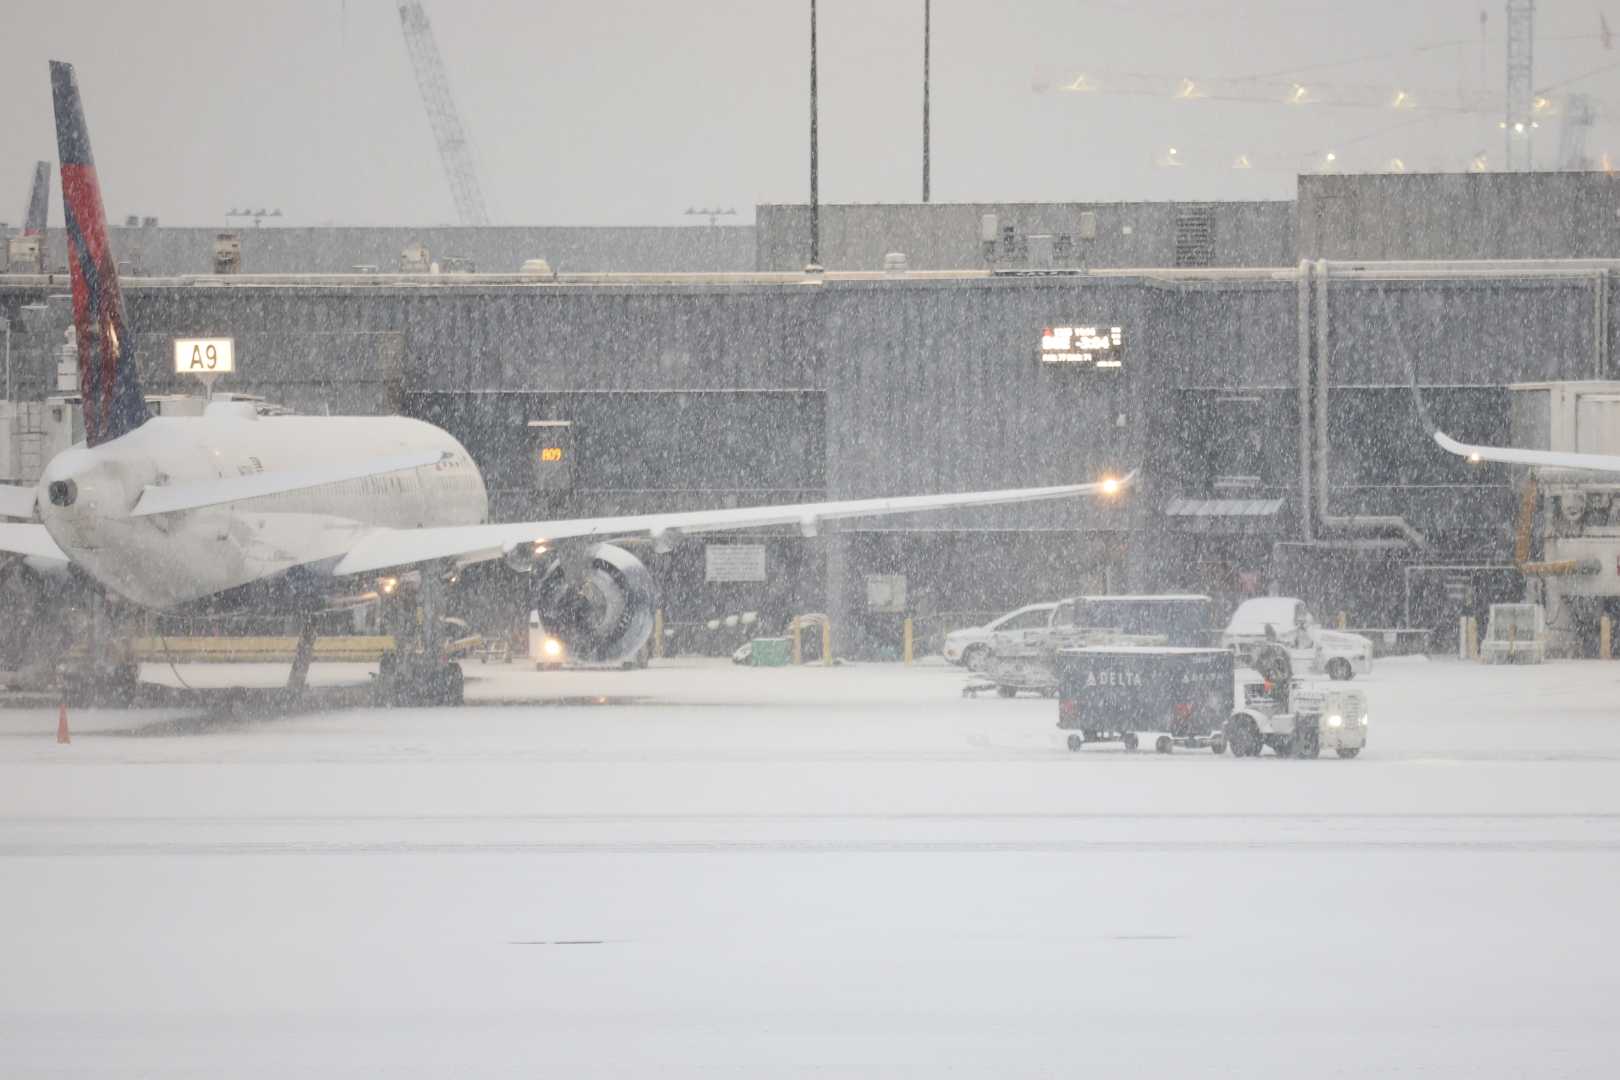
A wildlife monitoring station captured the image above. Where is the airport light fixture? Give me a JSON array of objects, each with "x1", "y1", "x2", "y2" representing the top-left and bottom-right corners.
[
  {"x1": 684, "y1": 207, "x2": 737, "y2": 226},
  {"x1": 225, "y1": 207, "x2": 283, "y2": 228}
]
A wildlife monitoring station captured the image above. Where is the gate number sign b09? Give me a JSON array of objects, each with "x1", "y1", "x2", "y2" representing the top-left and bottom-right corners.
[
  {"x1": 1039, "y1": 325, "x2": 1123, "y2": 370},
  {"x1": 173, "y1": 338, "x2": 236, "y2": 374}
]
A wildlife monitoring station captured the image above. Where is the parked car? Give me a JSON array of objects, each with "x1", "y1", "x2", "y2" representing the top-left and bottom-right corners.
[
  {"x1": 942, "y1": 603, "x2": 1057, "y2": 670},
  {"x1": 1220, "y1": 597, "x2": 1372, "y2": 681}
]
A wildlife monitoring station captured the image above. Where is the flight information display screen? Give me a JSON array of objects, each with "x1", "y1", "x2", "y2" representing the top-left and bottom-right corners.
[{"x1": 1039, "y1": 325, "x2": 1124, "y2": 370}]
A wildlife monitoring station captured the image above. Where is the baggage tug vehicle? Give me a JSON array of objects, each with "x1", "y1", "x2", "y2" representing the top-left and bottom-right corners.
[{"x1": 1055, "y1": 643, "x2": 1367, "y2": 759}]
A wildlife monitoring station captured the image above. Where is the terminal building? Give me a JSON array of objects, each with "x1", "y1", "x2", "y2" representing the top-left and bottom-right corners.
[{"x1": 6, "y1": 171, "x2": 1620, "y2": 655}]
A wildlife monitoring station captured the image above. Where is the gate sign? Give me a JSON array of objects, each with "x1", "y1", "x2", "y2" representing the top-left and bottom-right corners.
[
  {"x1": 1039, "y1": 325, "x2": 1123, "y2": 370},
  {"x1": 173, "y1": 338, "x2": 235, "y2": 374}
]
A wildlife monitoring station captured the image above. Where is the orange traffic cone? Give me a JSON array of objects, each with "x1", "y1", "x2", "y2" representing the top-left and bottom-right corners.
[{"x1": 56, "y1": 701, "x2": 71, "y2": 745}]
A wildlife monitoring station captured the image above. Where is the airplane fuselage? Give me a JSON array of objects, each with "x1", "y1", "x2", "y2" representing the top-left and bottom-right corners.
[{"x1": 36, "y1": 404, "x2": 487, "y2": 609}]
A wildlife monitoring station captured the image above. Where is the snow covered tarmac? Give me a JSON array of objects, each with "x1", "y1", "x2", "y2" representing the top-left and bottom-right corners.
[{"x1": 4, "y1": 657, "x2": 1620, "y2": 1077}]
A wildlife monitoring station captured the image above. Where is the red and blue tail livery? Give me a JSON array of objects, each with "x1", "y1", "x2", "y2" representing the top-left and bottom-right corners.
[{"x1": 51, "y1": 60, "x2": 147, "y2": 448}]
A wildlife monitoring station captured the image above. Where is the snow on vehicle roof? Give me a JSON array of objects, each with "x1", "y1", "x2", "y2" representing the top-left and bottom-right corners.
[
  {"x1": 1060, "y1": 645, "x2": 1230, "y2": 655},
  {"x1": 1078, "y1": 594, "x2": 1212, "y2": 602},
  {"x1": 1225, "y1": 597, "x2": 1306, "y2": 634}
]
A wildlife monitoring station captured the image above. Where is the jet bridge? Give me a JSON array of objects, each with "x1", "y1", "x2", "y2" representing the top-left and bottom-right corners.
[{"x1": 1507, "y1": 381, "x2": 1620, "y2": 655}]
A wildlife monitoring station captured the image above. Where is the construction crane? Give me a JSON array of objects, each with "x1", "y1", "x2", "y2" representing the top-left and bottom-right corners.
[
  {"x1": 1504, "y1": 0, "x2": 1537, "y2": 170},
  {"x1": 1046, "y1": 70, "x2": 1506, "y2": 115},
  {"x1": 1558, "y1": 91, "x2": 1599, "y2": 168},
  {"x1": 1042, "y1": 64, "x2": 1603, "y2": 171},
  {"x1": 396, "y1": 1, "x2": 491, "y2": 226}
]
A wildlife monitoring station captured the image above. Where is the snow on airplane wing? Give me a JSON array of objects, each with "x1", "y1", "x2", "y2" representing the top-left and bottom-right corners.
[
  {"x1": 1434, "y1": 431, "x2": 1620, "y2": 474},
  {"x1": 130, "y1": 449, "x2": 450, "y2": 517},
  {"x1": 0, "y1": 523, "x2": 70, "y2": 565},
  {"x1": 0, "y1": 484, "x2": 35, "y2": 520},
  {"x1": 333, "y1": 473, "x2": 1134, "y2": 577}
]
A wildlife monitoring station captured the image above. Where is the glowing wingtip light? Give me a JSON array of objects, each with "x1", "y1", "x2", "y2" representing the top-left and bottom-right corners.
[
  {"x1": 1467, "y1": 453, "x2": 1483, "y2": 464},
  {"x1": 1100, "y1": 477, "x2": 1122, "y2": 496}
]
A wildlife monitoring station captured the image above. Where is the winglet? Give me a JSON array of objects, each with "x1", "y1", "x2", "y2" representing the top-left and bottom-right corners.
[{"x1": 1434, "y1": 429, "x2": 1620, "y2": 474}]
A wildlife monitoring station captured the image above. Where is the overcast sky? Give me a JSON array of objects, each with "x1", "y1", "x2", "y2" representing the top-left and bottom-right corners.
[{"x1": 4, "y1": 0, "x2": 1620, "y2": 228}]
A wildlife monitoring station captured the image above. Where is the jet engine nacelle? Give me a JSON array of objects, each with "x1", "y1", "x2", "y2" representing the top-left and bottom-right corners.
[{"x1": 533, "y1": 543, "x2": 657, "y2": 664}]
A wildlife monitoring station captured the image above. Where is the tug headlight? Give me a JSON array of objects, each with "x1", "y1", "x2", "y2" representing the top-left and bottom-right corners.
[
  {"x1": 1326, "y1": 714, "x2": 1343, "y2": 728},
  {"x1": 542, "y1": 637, "x2": 564, "y2": 659}
]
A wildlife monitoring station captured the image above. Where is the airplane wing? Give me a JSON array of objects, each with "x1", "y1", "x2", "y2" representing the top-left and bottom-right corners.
[
  {"x1": 131, "y1": 449, "x2": 449, "y2": 517},
  {"x1": 333, "y1": 472, "x2": 1134, "y2": 577},
  {"x1": 0, "y1": 484, "x2": 35, "y2": 520},
  {"x1": 1433, "y1": 431, "x2": 1620, "y2": 474},
  {"x1": 0, "y1": 523, "x2": 70, "y2": 564}
]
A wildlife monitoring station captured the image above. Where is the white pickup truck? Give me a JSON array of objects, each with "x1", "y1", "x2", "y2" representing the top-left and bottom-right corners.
[{"x1": 1220, "y1": 597, "x2": 1372, "y2": 681}]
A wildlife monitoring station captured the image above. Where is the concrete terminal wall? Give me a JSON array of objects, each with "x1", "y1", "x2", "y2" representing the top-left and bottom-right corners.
[
  {"x1": 1298, "y1": 173, "x2": 1620, "y2": 261},
  {"x1": 756, "y1": 202, "x2": 1296, "y2": 271},
  {"x1": 17, "y1": 225, "x2": 756, "y2": 277},
  {"x1": 0, "y1": 265, "x2": 1610, "y2": 645}
]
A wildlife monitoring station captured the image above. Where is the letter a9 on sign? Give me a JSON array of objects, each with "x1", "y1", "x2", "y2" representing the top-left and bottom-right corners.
[{"x1": 173, "y1": 338, "x2": 236, "y2": 374}]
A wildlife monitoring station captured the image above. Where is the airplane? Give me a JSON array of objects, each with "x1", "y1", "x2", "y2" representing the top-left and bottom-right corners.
[
  {"x1": 0, "y1": 60, "x2": 1130, "y2": 706},
  {"x1": 1400, "y1": 298, "x2": 1620, "y2": 475}
]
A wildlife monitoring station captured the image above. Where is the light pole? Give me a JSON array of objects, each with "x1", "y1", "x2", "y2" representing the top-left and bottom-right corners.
[
  {"x1": 808, "y1": 0, "x2": 821, "y2": 270},
  {"x1": 922, "y1": 0, "x2": 930, "y2": 203}
]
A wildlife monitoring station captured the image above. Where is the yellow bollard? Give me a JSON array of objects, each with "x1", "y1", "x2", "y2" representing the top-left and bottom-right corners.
[
  {"x1": 1336, "y1": 611, "x2": 1347, "y2": 630},
  {"x1": 791, "y1": 617, "x2": 803, "y2": 665},
  {"x1": 903, "y1": 617, "x2": 914, "y2": 664},
  {"x1": 822, "y1": 619, "x2": 833, "y2": 667},
  {"x1": 1603, "y1": 615, "x2": 1613, "y2": 660},
  {"x1": 1467, "y1": 616, "x2": 1479, "y2": 660},
  {"x1": 653, "y1": 608, "x2": 664, "y2": 659}
]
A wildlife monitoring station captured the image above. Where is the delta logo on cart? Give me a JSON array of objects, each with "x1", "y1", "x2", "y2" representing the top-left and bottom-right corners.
[
  {"x1": 1179, "y1": 670, "x2": 1225, "y2": 686},
  {"x1": 1085, "y1": 669, "x2": 1143, "y2": 688}
]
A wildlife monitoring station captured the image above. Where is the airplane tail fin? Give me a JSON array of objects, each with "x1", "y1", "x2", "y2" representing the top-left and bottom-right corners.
[
  {"x1": 22, "y1": 161, "x2": 50, "y2": 236},
  {"x1": 51, "y1": 61, "x2": 147, "y2": 447}
]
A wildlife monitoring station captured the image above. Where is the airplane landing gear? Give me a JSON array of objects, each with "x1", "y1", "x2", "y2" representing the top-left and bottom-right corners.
[
  {"x1": 372, "y1": 563, "x2": 466, "y2": 707},
  {"x1": 283, "y1": 618, "x2": 319, "y2": 699}
]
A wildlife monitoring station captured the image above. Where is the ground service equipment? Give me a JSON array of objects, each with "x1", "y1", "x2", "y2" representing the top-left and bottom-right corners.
[
  {"x1": 1224, "y1": 645, "x2": 1367, "y2": 759},
  {"x1": 1055, "y1": 646, "x2": 1233, "y2": 753}
]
